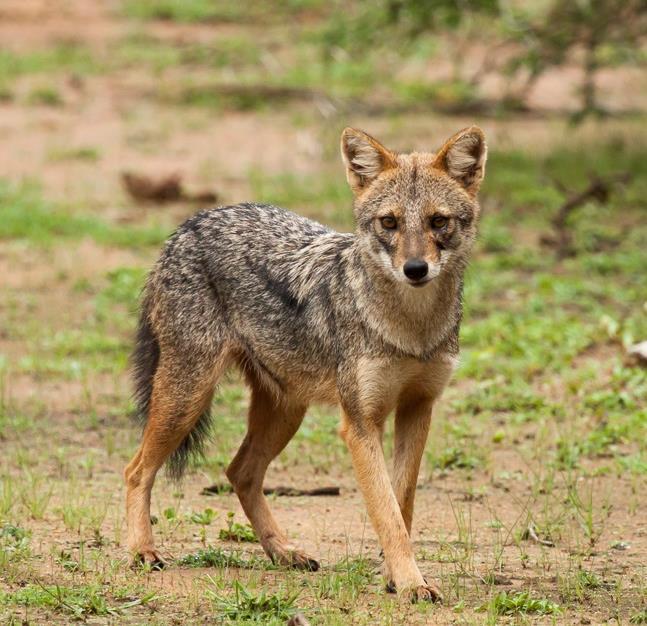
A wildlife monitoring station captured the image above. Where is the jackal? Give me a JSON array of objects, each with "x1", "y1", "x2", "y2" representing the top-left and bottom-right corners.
[{"x1": 124, "y1": 126, "x2": 487, "y2": 602}]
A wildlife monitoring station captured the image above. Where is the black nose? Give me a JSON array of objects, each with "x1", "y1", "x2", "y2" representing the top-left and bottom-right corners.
[{"x1": 403, "y1": 259, "x2": 428, "y2": 281}]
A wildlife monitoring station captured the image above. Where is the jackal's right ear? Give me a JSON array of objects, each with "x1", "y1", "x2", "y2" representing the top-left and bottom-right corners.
[{"x1": 340, "y1": 128, "x2": 396, "y2": 193}]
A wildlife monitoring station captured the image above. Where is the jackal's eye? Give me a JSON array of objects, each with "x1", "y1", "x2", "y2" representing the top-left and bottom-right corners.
[
  {"x1": 430, "y1": 215, "x2": 448, "y2": 230},
  {"x1": 380, "y1": 216, "x2": 397, "y2": 230}
]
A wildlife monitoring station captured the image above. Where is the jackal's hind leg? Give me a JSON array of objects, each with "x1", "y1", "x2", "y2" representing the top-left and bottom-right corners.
[
  {"x1": 124, "y1": 355, "x2": 219, "y2": 567},
  {"x1": 226, "y1": 384, "x2": 316, "y2": 570}
]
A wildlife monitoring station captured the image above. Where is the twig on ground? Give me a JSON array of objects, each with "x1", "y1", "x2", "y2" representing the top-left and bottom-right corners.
[
  {"x1": 522, "y1": 523, "x2": 555, "y2": 547},
  {"x1": 201, "y1": 483, "x2": 340, "y2": 497}
]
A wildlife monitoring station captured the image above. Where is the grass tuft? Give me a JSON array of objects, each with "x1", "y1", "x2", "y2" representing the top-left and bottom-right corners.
[
  {"x1": 206, "y1": 579, "x2": 300, "y2": 622},
  {"x1": 478, "y1": 590, "x2": 561, "y2": 616}
]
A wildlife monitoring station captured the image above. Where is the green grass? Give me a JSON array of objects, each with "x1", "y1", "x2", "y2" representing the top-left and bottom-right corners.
[
  {"x1": 206, "y1": 579, "x2": 300, "y2": 623},
  {"x1": 0, "y1": 584, "x2": 155, "y2": 618},
  {"x1": 0, "y1": 44, "x2": 98, "y2": 79},
  {"x1": 48, "y1": 146, "x2": 100, "y2": 162},
  {"x1": 176, "y1": 545, "x2": 274, "y2": 570},
  {"x1": 219, "y1": 512, "x2": 258, "y2": 543},
  {"x1": 122, "y1": 0, "x2": 250, "y2": 22},
  {"x1": 27, "y1": 86, "x2": 63, "y2": 107},
  {"x1": 478, "y1": 591, "x2": 561, "y2": 616},
  {"x1": 0, "y1": 180, "x2": 170, "y2": 247},
  {"x1": 122, "y1": 0, "x2": 329, "y2": 23}
]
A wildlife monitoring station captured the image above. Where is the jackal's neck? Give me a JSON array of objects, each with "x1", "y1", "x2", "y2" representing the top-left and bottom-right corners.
[{"x1": 349, "y1": 243, "x2": 463, "y2": 357}]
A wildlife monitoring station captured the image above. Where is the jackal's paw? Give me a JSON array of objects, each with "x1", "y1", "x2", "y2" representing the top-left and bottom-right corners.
[
  {"x1": 272, "y1": 548, "x2": 319, "y2": 571},
  {"x1": 132, "y1": 549, "x2": 166, "y2": 570},
  {"x1": 411, "y1": 583, "x2": 443, "y2": 604}
]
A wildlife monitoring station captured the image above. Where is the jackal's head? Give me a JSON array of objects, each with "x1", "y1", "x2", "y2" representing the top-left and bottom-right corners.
[{"x1": 341, "y1": 126, "x2": 487, "y2": 287}]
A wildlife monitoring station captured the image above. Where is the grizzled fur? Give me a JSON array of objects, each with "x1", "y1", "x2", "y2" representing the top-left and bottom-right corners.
[
  {"x1": 126, "y1": 126, "x2": 487, "y2": 600},
  {"x1": 134, "y1": 192, "x2": 472, "y2": 475}
]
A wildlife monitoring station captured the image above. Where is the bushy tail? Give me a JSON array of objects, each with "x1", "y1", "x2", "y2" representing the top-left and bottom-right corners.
[
  {"x1": 131, "y1": 299, "x2": 213, "y2": 481},
  {"x1": 131, "y1": 302, "x2": 160, "y2": 428}
]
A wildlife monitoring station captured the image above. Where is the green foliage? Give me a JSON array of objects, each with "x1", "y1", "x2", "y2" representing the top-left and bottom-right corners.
[
  {"x1": 0, "y1": 584, "x2": 155, "y2": 618},
  {"x1": 190, "y1": 508, "x2": 217, "y2": 525},
  {"x1": 48, "y1": 146, "x2": 100, "y2": 162},
  {"x1": 96, "y1": 267, "x2": 147, "y2": 311},
  {"x1": 219, "y1": 512, "x2": 257, "y2": 543},
  {"x1": 478, "y1": 591, "x2": 561, "y2": 616},
  {"x1": 321, "y1": 0, "x2": 498, "y2": 52},
  {"x1": 27, "y1": 87, "x2": 63, "y2": 107},
  {"x1": 0, "y1": 524, "x2": 31, "y2": 568},
  {"x1": 176, "y1": 546, "x2": 256, "y2": 568},
  {"x1": 122, "y1": 0, "x2": 241, "y2": 22},
  {"x1": 317, "y1": 556, "x2": 376, "y2": 602},
  {"x1": 206, "y1": 579, "x2": 300, "y2": 622},
  {"x1": 0, "y1": 180, "x2": 169, "y2": 247},
  {"x1": 501, "y1": 0, "x2": 645, "y2": 116},
  {"x1": 176, "y1": 546, "x2": 275, "y2": 570},
  {"x1": 0, "y1": 43, "x2": 98, "y2": 79},
  {"x1": 431, "y1": 446, "x2": 482, "y2": 471}
]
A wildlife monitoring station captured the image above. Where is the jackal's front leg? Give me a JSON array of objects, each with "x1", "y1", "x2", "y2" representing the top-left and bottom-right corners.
[
  {"x1": 340, "y1": 410, "x2": 441, "y2": 603},
  {"x1": 392, "y1": 395, "x2": 433, "y2": 536}
]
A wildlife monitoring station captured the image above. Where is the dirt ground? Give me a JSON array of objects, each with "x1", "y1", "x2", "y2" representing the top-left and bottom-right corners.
[{"x1": 1, "y1": 2, "x2": 646, "y2": 625}]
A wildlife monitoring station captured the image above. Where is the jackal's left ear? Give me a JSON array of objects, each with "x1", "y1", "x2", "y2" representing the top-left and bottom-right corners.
[
  {"x1": 340, "y1": 127, "x2": 396, "y2": 193},
  {"x1": 433, "y1": 126, "x2": 487, "y2": 196}
]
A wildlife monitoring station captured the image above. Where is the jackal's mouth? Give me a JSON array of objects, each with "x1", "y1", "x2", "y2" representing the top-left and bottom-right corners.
[{"x1": 406, "y1": 277, "x2": 433, "y2": 288}]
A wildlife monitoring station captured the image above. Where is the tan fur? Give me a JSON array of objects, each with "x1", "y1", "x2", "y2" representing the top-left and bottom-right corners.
[
  {"x1": 124, "y1": 351, "x2": 230, "y2": 565},
  {"x1": 226, "y1": 379, "x2": 317, "y2": 569}
]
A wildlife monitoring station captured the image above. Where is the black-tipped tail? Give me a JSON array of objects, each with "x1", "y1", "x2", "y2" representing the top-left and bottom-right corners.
[{"x1": 166, "y1": 410, "x2": 213, "y2": 481}]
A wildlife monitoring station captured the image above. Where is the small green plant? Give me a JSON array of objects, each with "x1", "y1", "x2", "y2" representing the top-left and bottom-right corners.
[
  {"x1": 567, "y1": 479, "x2": 611, "y2": 550},
  {"x1": 20, "y1": 473, "x2": 52, "y2": 519},
  {"x1": 28, "y1": 87, "x2": 63, "y2": 106},
  {"x1": 56, "y1": 549, "x2": 84, "y2": 573},
  {"x1": 0, "y1": 478, "x2": 16, "y2": 519},
  {"x1": 190, "y1": 507, "x2": 216, "y2": 545},
  {"x1": 206, "y1": 579, "x2": 300, "y2": 622},
  {"x1": 219, "y1": 511, "x2": 257, "y2": 543},
  {"x1": 559, "y1": 567, "x2": 603, "y2": 601},
  {"x1": 0, "y1": 524, "x2": 31, "y2": 568},
  {"x1": 176, "y1": 546, "x2": 272, "y2": 570},
  {"x1": 630, "y1": 609, "x2": 647, "y2": 624},
  {"x1": 190, "y1": 508, "x2": 216, "y2": 526},
  {"x1": 430, "y1": 446, "x2": 482, "y2": 471},
  {"x1": 317, "y1": 556, "x2": 376, "y2": 603},
  {"x1": 478, "y1": 591, "x2": 561, "y2": 616}
]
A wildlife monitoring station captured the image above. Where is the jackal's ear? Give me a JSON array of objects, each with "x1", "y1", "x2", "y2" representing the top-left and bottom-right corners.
[
  {"x1": 433, "y1": 126, "x2": 487, "y2": 196},
  {"x1": 340, "y1": 127, "x2": 396, "y2": 193}
]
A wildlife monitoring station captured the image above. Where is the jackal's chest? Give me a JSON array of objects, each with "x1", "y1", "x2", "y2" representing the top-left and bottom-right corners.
[{"x1": 353, "y1": 355, "x2": 457, "y2": 416}]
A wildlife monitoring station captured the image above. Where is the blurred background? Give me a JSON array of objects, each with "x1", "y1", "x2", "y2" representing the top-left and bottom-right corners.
[{"x1": 0, "y1": 1, "x2": 646, "y2": 624}]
